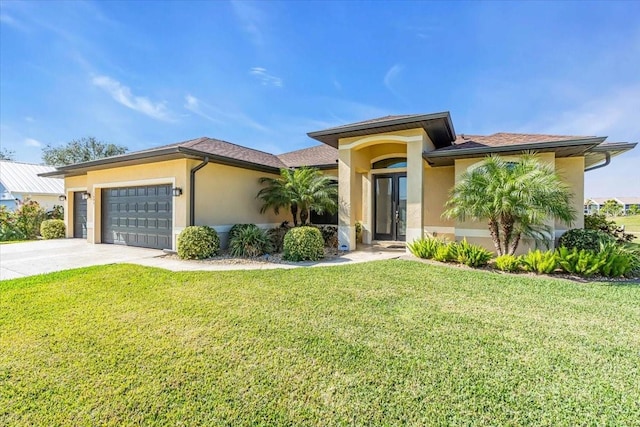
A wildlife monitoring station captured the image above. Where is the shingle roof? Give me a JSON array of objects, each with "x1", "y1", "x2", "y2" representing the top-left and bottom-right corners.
[
  {"x1": 277, "y1": 144, "x2": 338, "y2": 168},
  {"x1": 177, "y1": 137, "x2": 287, "y2": 169},
  {"x1": 316, "y1": 114, "x2": 422, "y2": 132},
  {"x1": 0, "y1": 161, "x2": 64, "y2": 195},
  {"x1": 438, "y1": 132, "x2": 595, "y2": 152}
]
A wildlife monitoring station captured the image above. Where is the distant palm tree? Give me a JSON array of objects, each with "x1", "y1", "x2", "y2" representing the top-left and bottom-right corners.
[
  {"x1": 258, "y1": 167, "x2": 338, "y2": 226},
  {"x1": 443, "y1": 154, "x2": 576, "y2": 255}
]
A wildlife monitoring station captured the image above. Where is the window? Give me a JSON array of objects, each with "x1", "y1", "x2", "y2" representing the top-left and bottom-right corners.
[{"x1": 372, "y1": 157, "x2": 407, "y2": 169}]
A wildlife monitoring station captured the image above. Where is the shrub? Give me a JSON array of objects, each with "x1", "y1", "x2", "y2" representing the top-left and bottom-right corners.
[
  {"x1": 267, "y1": 222, "x2": 291, "y2": 253},
  {"x1": 46, "y1": 205, "x2": 64, "y2": 220},
  {"x1": 313, "y1": 225, "x2": 338, "y2": 248},
  {"x1": 522, "y1": 249, "x2": 557, "y2": 274},
  {"x1": 228, "y1": 226, "x2": 272, "y2": 257},
  {"x1": 177, "y1": 226, "x2": 220, "y2": 260},
  {"x1": 454, "y1": 239, "x2": 493, "y2": 267},
  {"x1": 0, "y1": 206, "x2": 25, "y2": 241},
  {"x1": 355, "y1": 221, "x2": 363, "y2": 243},
  {"x1": 556, "y1": 247, "x2": 605, "y2": 277},
  {"x1": 408, "y1": 237, "x2": 444, "y2": 259},
  {"x1": 558, "y1": 229, "x2": 614, "y2": 252},
  {"x1": 433, "y1": 242, "x2": 457, "y2": 263},
  {"x1": 283, "y1": 226, "x2": 324, "y2": 261},
  {"x1": 596, "y1": 243, "x2": 640, "y2": 278},
  {"x1": 40, "y1": 219, "x2": 66, "y2": 239},
  {"x1": 15, "y1": 200, "x2": 46, "y2": 239},
  {"x1": 229, "y1": 224, "x2": 258, "y2": 240},
  {"x1": 495, "y1": 254, "x2": 522, "y2": 272},
  {"x1": 585, "y1": 213, "x2": 635, "y2": 243}
]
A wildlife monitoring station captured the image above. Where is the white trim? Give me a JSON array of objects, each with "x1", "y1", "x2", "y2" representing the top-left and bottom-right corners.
[
  {"x1": 207, "y1": 223, "x2": 280, "y2": 233},
  {"x1": 66, "y1": 186, "x2": 87, "y2": 192},
  {"x1": 86, "y1": 222, "x2": 94, "y2": 228},
  {"x1": 370, "y1": 153, "x2": 408, "y2": 164},
  {"x1": 425, "y1": 226, "x2": 455, "y2": 234},
  {"x1": 455, "y1": 228, "x2": 491, "y2": 238},
  {"x1": 339, "y1": 134, "x2": 423, "y2": 151},
  {"x1": 370, "y1": 167, "x2": 408, "y2": 174},
  {"x1": 93, "y1": 177, "x2": 175, "y2": 189}
]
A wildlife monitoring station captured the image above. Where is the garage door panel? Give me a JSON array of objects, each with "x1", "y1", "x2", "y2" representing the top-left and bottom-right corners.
[{"x1": 102, "y1": 184, "x2": 172, "y2": 250}]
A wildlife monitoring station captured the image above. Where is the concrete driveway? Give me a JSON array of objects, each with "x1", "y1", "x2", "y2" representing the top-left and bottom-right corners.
[{"x1": 1, "y1": 239, "x2": 164, "y2": 280}]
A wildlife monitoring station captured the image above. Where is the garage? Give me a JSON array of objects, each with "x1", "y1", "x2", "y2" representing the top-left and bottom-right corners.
[{"x1": 101, "y1": 184, "x2": 172, "y2": 250}]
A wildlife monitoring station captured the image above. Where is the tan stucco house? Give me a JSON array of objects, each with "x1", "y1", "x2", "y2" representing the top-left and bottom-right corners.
[{"x1": 42, "y1": 112, "x2": 636, "y2": 253}]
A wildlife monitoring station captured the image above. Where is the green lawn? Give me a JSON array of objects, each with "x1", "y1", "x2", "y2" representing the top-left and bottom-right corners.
[
  {"x1": 615, "y1": 214, "x2": 640, "y2": 233},
  {"x1": 2, "y1": 261, "x2": 639, "y2": 426}
]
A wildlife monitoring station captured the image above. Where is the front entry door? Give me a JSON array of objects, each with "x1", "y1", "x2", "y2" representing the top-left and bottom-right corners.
[{"x1": 374, "y1": 174, "x2": 407, "y2": 241}]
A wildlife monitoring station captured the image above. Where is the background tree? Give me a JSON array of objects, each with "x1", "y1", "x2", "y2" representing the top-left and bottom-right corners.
[
  {"x1": 443, "y1": 154, "x2": 576, "y2": 255},
  {"x1": 0, "y1": 148, "x2": 15, "y2": 161},
  {"x1": 258, "y1": 167, "x2": 338, "y2": 226},
  {"x1": 42, "y1": 137, "x2": 127, "y2": 166},
  {"x1": 600, "y1": 199, "x2": 623, "y2": 217},
  {"x1": 628, "y1": 205, "x2": 640, "y2": 216}
]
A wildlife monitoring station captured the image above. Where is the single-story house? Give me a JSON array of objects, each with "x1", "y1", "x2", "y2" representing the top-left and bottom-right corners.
[
  {"x1": 584, "y1": 197, "x2": 640, "y2": 215},
  {"x1": 42, "y1": 112, "x2": 636, "y2": 253},
  {"x1": 0, "y1": 160, "x2": 64, "y2": 211}
]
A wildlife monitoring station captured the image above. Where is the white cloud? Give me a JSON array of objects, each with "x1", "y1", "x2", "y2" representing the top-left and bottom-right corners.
[
  {"x1": 0, "y1": 13, "x2": 29, "y2": 32},
  {"x1": 250, "y1": 67, "x2": 283, "y2": 87},
  {"x1": 231, "y1": 1, "x2": 265, "y2": 46},
  {"x1": 24, "y1": 138, "x2": 42, "y2": 147},
  {"x1": 383, "y1": 64, "x2": 405, "y2": 100},
  {"x1": 183, "y1": 93, "x2": 270, "y2": 133},
  {"x1": 92, "y1": 75, "x2": 173, "y2": 122}
]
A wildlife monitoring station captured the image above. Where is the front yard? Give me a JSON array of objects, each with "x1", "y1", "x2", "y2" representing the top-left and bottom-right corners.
[{"x1": 1, "y1": 260, "x2": 639, "y2": 425}]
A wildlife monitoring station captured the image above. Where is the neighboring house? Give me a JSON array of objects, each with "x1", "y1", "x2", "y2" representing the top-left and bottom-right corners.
[
  {"x1": 0, "y1": 160, "x2": 64, "y2": 211},
  {"x1": 42, "y1": 112, "x2": 636, "y2": 253},
  {"x1": 584, "y1": 197, "x2": 640, "y2": 215}
]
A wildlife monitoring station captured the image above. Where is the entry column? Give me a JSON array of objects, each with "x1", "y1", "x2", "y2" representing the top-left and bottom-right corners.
[
  {"x1": 405, "y1": 134, "x2": 427, "y2": 244},
  {"x1": 338, "y1": 146, "x2": 357, "y2": 250}
]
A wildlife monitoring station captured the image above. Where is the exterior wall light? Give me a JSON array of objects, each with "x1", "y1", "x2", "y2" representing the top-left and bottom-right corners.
[
  {"x1": 58, "y1": 195, "x2": 67, "y2": 201},
  {"x1": 172, "y1": 187, "x2": 183, "y2": 197},
  {"x1": 81, "y1": 192, "x2": 91, "y2": 200}
]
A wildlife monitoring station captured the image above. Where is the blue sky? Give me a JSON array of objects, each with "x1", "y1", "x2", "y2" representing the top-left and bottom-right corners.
[{"x1": 1, "y1": 0, "x2": 638, "y2": 197}]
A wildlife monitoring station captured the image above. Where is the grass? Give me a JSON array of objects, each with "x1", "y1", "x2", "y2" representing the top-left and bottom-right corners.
[
  {"x1": 615, "y1": 214, "x2": 640, "y2": 232},
  {"x1": 1, "y1": 260, "x2": 639, "y2": 426},
  {"x1": 0, "y1": 240, "x2": 30, "y2": 245}
]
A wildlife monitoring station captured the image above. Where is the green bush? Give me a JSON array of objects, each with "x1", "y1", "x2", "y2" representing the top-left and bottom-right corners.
[
  {"x1": 433, "y1": 243, "x2": 457, "y2": 263},
  {"x1": 313, "y1": 225, "x2": 338, "y2": 248},
  {"x1": 495, "y1": 254, "x2": 522, "y2": 272},
  {"x1": 0, "y1": 206, "x2": 25, "y2": 241},
  {"x1": 408, "y1": 237, "x2": 444, "y2": 259},
  {"x1": 522, "y1": 249, "x2": 557, "y2": 274},
  {"x1": 46, "y1": 205, "x2": 64, "y2": 220},
  {"x1": 40, "y1": 219, "x2": 66, "y2": 239},
  {"x1": 454, "y1": 239, "x2": 493, "y2": 267},
  {"x1": 558, "y1": 229, "x2": 615, "y2": 252},
  {"x1": 177, "y1": 226, "x2": 220, "y2": 260},
  {"x1": 585, "y1": 213, "x2": 636, "y2": 243},
  {"x1": 267, "y1": 223, "x2": 291, "y2": 253},
  {"x1": 283, "y1": 226, "x2": 324, "y2": 261},
  {"x1": 228, "y1": 224, "x2": 258, "y2": 240},
  {"x1": 597, "y1": 243, "x2": 639, "y2": 278},
  {"x1": 228, "y1": 225, "x2": 272, "y2": 257},
  {"x1": 556, "y1": 247, "x2": 605, "y2": 277},
  {"x1": 15, "y1": 200, "x2": 46, "y2": 239}
]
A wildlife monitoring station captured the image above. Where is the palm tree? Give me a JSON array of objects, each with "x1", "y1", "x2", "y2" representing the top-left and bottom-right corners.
[
  {"x1": 258, "y1": 167, "x2": 338, "y2": 226},
  {"x1": 443, "y1": 154, "x2": 576, "y2": 255}
]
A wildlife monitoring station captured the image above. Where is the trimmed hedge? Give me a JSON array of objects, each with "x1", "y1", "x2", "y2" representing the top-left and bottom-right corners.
[
  {"x1": 283, "y1": 226, "x2": 324, "y2": 262},
  {"x1": 40, "y1": 219, "x2": 66, "y2": 239},
  {"x1": 177, "y1": 226, "x2": 220, "y2": 260}
]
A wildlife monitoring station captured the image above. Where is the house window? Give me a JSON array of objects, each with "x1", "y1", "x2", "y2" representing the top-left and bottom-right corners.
[{"x1": 372, "y1": 158, "x2": 407, "y2": 169}]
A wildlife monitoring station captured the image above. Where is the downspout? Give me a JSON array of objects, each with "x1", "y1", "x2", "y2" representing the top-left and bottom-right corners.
[
  {"x1": 584, "y1": 152, "x2": 611, "y2": 172},
  {"x1": 189, "y1": 157, "x2": 209, "y2": 226}
]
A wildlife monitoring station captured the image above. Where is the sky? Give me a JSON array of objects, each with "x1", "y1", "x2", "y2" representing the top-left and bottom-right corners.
[{"x1": 0, "y1": 0, "x2": 638, "y2": 197}]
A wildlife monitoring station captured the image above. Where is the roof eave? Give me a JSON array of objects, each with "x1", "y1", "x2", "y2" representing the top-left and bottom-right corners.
[{"x1": 423, "y1": 137, "x2": 607, "y2": 166}]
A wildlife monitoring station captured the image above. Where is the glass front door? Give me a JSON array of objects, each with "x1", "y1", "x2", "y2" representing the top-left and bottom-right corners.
[{"x1": 374, "y1": 173, "x2": 407, "y2": 241}]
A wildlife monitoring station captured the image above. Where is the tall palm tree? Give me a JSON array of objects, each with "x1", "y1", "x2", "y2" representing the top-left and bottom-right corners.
[
  {"x1": 257, "y1": 167, "x2": 338, "y2": 226},
  {"x1": 443, "y1": 154, "x2": 576, "y2": 255}
]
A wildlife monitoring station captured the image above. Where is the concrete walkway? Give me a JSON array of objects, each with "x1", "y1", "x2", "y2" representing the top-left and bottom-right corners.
[{"x1": 1, "y1": 239, "x2": 404, "y2": 280}]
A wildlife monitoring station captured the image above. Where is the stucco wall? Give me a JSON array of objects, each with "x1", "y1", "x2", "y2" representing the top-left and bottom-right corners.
[
  {"x1": 423, "y1": 164, "x2": 455, "y2": 240},
  {"x1": 555, "y1": 157, "x2": 585, "y2": 233}
]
